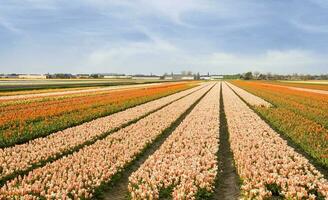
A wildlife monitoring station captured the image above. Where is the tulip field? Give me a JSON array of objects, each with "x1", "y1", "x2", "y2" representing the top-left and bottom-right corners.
[
  {"x1": 260, "y1": 80, "x2": 328, "y2": 92},
  {"x1": 230, "y1": 80, "x2": 328, "y2": 168},
  {"x1": 0, "y1": 82, "x2": 193, "y2": 147},
  {"x1": 0, "y1": 81, "x2": 327, "y2": 199},
  {"x1": 223, "y1": 83, "x2": 327, "y2": 199}
]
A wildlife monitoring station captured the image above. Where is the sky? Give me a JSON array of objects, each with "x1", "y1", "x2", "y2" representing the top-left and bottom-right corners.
[{"x1": 0, "y1": 0, "x2": 328, "y2": 75}]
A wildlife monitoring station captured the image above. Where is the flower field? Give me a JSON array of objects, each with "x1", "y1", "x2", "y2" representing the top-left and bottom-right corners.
[
  {"x1": 229, "y1": 80, "x2": 328, "y2": 168},
  {"x1": 0, "y1": 85, "x2": 202, "y2": 183},
  {"x1": 226, "y1": 82, "x2": 271, "y2": 107},
  {"x1": 0, "y1": 83, "x2": 212, "y2": 199},
  {"x1": 0, "y1": 80, "x2": 327, "y2": 199},
  {"x1": 0, "y1": 82, "x2": 194, "y2": 147},
  {"x1": 223, "y1": 83, "x2": 328, "y2": 199},
  {"x1": 128, "y1": 83, "x2": 220, "y2": 199},
  {"x1": 263, "y1": 80, "x2": 328, "y2": 91},
  {"x1": 0, "y1": 82, "x2": 164, "y2": 100}
]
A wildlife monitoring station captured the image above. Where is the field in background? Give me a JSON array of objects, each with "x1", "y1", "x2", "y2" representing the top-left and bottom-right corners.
[
  {"x1": 260, "y1": 80, "x2": 328, "y2": 91},
  {"x1": 0, "y1": 78, "x2": 171, "y2": 93},
  {"x1": 280, "y1": 80, "x2": 328, "y2": 84}
]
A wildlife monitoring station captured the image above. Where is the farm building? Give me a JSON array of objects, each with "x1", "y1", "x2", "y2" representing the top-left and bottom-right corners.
[
  {"x1": 104, "y1": 75, "x2": 132, "y2": 79},
  {"x1": 132, "y1": 75, "x2": 161, "y2": 80},
  {"x1": 18, "y1": 74, "x2": 48, "y2": 79},
  {"x1": 210, "y1": 75, "x2": 223, "y2": 80},
  {"x1": 164, "y1": 74, "x2": 194, "y2": 80}
]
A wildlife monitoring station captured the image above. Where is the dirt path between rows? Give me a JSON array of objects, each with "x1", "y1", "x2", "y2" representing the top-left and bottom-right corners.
[{"x1": 211, "y1": 83, "x2": 240, "y2": 200}]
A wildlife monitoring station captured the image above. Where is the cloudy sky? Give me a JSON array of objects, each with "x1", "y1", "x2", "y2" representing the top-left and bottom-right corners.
[{"x1": 0, "y1": 0, "x2": 328, "y2": 75}]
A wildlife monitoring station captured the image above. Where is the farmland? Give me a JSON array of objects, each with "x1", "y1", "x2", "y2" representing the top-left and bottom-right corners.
[
  {"x1": 0, "y1": 82, "x2": 194, "y2": 147},
  {"x1": 0, "y1": 79, "x2": 170, "y2": 93},
  {"x1": 229, "y1": 80, "x2": 328, "y2": 169},
  {"x1": 0, "y1": 80, "x2": 327, "y2": 199},
  {"x1": 274, "y1": 80, "x2": 328, "y2": 91}
]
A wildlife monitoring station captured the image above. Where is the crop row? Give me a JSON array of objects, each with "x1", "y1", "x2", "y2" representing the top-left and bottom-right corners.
[
  {"x1": 261, "y1": 81, "x2": 328, "y2": 92},
  {"x1": 0, "y1": 83, "x2": 163, "y2": 101},
  {"x1": 128, "y1": 83, "x2": 220, "y2": 199},
  {"x1": 0, "y1": 82, "x2": 193, "y2": 147},
  {"x1": 0, "y1": 84, "x2": 204, "y2": 182},
  {"x1": 262, "y1": 83, "x2": 328, "y2": 95},
  {"x1": 230, "y1": 80, "x2": 328, "y2": 168},
  {"x1": 225, "y1": 82, "x2": 271, "y2": 107},
  {"x1": 222, "y1": 83, "x2": 328, "y2": 199},
  {"x1": 0, "y1": 83, "x2": 213, "y2": 199}
]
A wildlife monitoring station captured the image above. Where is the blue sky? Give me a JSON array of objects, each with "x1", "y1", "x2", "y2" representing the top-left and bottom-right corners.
[{"x1": 0, "y1": 0, "x2": 328, "y2": 75}]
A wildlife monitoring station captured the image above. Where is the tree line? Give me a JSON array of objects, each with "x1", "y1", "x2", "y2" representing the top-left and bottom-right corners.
[{"x1": 240, "y1": 72, "x2": 328, "y2": 80}]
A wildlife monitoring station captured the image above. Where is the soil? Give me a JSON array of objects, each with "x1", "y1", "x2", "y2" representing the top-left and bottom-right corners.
[{"x1": 211, "y1": 82, "x2": 240, "y2": 200}]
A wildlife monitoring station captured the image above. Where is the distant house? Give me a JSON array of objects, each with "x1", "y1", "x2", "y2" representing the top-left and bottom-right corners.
[
  {"x1": 210, "y1": 75, "x2": 223, "y2": 80},
  {"x1": 164, "y1": 76, "x2": 173, "y2": 80},
  {"x1": 164, "y1": 74, "x2": 194, "y2": 80},
  {"x1": 18, "y1": 74, "x2": 47, "y2": 79},
  {"x1": 200, "y1": 75, "x2": 211, "y2": 80},
  {"x1": 132, "y1": 75, "x2": 161, "y2": 80},
  {"x1": 0, "y1": 74, "x2": 19, "y2": 78},
  {"x1": 104, "y1": 75, "x2": 132, "y2": 79},
  {"x1": 76, "y1": 74, "x2": 90, "y2": 79}
]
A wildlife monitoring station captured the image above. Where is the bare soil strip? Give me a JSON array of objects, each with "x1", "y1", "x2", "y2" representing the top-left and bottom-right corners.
[
  {"x1": 211, "y1": 82, "x2": 240, "y2": 200},
  {"x1": 94, "y1": 84, "x2": 216, "y2": 200}
]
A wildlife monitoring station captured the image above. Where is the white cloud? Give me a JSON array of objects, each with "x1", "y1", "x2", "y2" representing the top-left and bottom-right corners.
[
  {"x1": 79, "y1": 0, "x2": 210, "y2": 26},
  {"x1": 0, "y1": 17, "x2": 21, "y2": 34},
  {"x1": 291, "y1": 20, "x2": 328, "y2": 33},
  {"x1": 1, "y1": 0, "x2": 327, "y2": 75},
  {"x1": 196, "y1": 49, "x2": 327, "y2": 74},
  {"x1": 87, "y1": 39, "x2": 181, "y2": 73},
  {"x1": 139, "y1": 0, "x2": 209, "y2": 25},
  {"x1": 85, "y1": 41, "x2": 328, "y2": 74}
]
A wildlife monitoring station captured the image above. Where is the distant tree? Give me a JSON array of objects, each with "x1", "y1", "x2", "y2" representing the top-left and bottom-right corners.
[
  {"x1": 223, "y1": 74, "x2": 241, "y2": 79},
  {"x1": 243, "y1": 72, "x2": 253, "y2": 80},
  {"x1": 90, "y1": 74, "x2": 103, "y2": 78},
  {"x1": 258, "y1": 73, "x2": 267, "y2": 80}
]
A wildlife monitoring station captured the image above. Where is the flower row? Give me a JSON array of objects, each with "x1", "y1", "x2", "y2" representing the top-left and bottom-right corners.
[
  {"x1": 226, "y1": 82, "x2": 271, "y2": 107},
  {"x1": 0, "y1": 82, "x2": 164, "y2": 101},
  {"x1": 261, "y1": 82, "x2": 328, "y2": 95},
  {"x1": 222, "y1": 83, "x2": 328, "y2": 199},
  {"x1": 0, "y1": 82, "x2": 192, "y2": 147},
  {"x1": 0, "y1": 84, "x2": 203, "y2": 180},
  {"x1": 0, "y1": 84, "x2": 213, "y2": 199},
  {"x1": 229, "y1": 80, "x2": 328, "y2": 168},
  {"x1": 128, "y1": 83, "x2": 220, "y2": 200}
]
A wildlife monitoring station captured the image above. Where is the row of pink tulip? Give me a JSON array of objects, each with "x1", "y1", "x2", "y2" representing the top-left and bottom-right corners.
[
  {"x1": 222, "y1": 83, "x2": 328, "y2": 199},
  {"x1": 128, "y1": 83, "x2": 220, "y2": 200},
  {"x1": 0, "y1": 84, "x2": 213, "y2": 199},
  {"x1": 0, "y1": 84, "x2": 204, "y2": 180},
  {"x1": 0, "y1": 82, "x2": 164, "y2": 102},
  {"x1": 226, "y1": 81, "x2": 271, "y2": 107}
]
